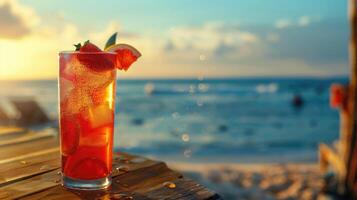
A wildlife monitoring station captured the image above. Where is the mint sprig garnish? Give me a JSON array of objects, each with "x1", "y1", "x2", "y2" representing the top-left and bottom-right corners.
[
  {"x1": 74, "y1": 40, "x2": 91, "y2": 51},
  {"x1": 105, "y1": 32, "x2": 117, "y2": 49},
  {"x1": 74, "y1": 43, "x2": 82, "y2": 51}
]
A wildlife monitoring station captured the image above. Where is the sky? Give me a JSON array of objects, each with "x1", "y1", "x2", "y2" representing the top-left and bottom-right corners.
[{"x1": 0, "y1": 0, "x2": 349, "y2": 80}]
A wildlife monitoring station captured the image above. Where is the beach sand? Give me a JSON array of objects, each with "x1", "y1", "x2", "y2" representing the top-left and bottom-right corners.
[{"x1": 168, "y1": 162, "x2": 326, "y2": 200}]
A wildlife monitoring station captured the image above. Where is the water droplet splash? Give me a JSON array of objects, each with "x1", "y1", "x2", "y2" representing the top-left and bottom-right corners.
[{"x1": 163, "y1": 181, "x2": 176, "y2": 189}]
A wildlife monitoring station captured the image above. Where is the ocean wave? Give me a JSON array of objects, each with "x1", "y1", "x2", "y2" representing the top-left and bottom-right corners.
[{"x1": 256, "y1": 83, "x2": 279, "y2": 93}]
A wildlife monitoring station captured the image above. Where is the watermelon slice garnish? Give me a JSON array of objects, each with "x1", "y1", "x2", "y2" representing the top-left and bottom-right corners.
[{"x1": 106, "y1": 43, "x2": 141, "y2": 71}]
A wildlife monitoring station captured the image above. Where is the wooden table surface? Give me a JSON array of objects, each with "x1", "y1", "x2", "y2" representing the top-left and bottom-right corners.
[{"x1": 0, "y1": 128, "x2": 221, "y2": 200}]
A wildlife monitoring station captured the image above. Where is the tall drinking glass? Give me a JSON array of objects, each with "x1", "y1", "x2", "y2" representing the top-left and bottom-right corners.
[{"x1": 59, "y1": 51, "x2": 117, "y2": 190}]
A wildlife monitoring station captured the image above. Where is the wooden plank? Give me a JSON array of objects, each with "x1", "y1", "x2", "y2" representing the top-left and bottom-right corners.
[
  {"x1": 0, "y1": 148, "x2": 219, "y2": 199},
  {"x1": 0, "y1": 147, "x2": 58, "y2": 165},
  {"x1": 0, "y1": 130, "x2": 54, "y2": 147},
  {"x1": 144, "y1": 178, "x2": 221, "y2": 200},
  {"x1": 112, "y1": 162, "x2": 181, "y2": 192},
  {"x1": 18, "y1": 155, "x2": 220, "y2": 200},
  {"x1": 0, "y1": 169, "x2": 62, "y2": 199},
  {"x1": 19, "y1": 161, "x2": 219, "y2": 200},
  {"x1": 0, "y1": 137, "x2": 58, "y2": 162},
  {"x1": 1, "y1": 153, "x2": 161, "y2": 199},
  {"x1": 0, "y1": 151, "x2": 59, "y2": 186},
  {"x1": 0, "y1": 127, "x2": 25, "y2": 136}
]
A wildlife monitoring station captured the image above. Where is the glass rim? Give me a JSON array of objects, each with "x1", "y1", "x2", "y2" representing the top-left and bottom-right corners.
[{"x1": 59, "y1": 51, "x2": 117, "y2": 55}]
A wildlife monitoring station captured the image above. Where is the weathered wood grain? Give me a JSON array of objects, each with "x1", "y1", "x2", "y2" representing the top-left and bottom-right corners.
[
  {"x1": 19, "y1": 160, "x2": 220, "y2": 200},
  {"x1": 0, "y1": 127, "x2": 26, "y2": 140},
  {"x1": 0, "y1": 168, "x2": 62, "y2": 199},
  {"x1": 0, "y1": 137, "x2": 58, "y2": 162},
  {"x1": 0, "y1": 151, "x2": 59, "y2": 186},
  {"x1": 0, "y1": 130, "x2": 54, "y2": 147},
  {"x1": 0, "y1": 130, "x2": 219, "y2": 199}
]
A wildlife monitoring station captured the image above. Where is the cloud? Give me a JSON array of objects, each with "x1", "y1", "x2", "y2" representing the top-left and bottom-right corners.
[
  {"x1": 166, "y1": 22, "x2": 259, "y2": 58},
  {"x1": 0, "y1": 0, "x2": 348, "y2": 79},
  {"x1": 266, "y1": 33, "x2": 280, "y2": 43},
  {"x1": 152, "y1": 18, "x2": 348, "y2": 77},
  {"x1": 275, "y1": 16, "x2": 319, "y2": 30},
  {"x1": 298, "y1": 16, "x2": 311, "y2": 27},
  {"x1": 275, "y1": 19, "x2": 292, "y2": 29},
  {"x1": 0, "y1": 0, "x2": 39, "y2": 39},
  {"x1": 268, "y1": 20, "x2": 348, "y2": 66}
]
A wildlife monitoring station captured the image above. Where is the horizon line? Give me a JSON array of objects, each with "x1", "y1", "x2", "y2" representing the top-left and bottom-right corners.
[{"x1": 0, "y1": 74, "x2": 349, "y2": 82}]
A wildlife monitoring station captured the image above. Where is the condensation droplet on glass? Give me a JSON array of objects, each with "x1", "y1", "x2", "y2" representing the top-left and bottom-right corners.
[
  {"x1": 57, "y1": 171, "x2": 62, "y2": 175},
  {"x1": 54, "y1": 179, "x2": 61, "y2": 183},
  {"x1": 130, "y1": 157, "x2": 147, "y2": 164},
  {"x1": 163, "y1": 181, "x2": 176, "y2": 189},
  {"x1": 184, "y1": 149, "x2": 192, "y2": 158},
  {"x1": 199, "y1": 54, "x2": 206, "y2": 61},
  {"x1": 40, "y1": 165, "x2": 50, "y2": 170},
  {"x1": 181, "y1": 133, "x2": 190, "y2": 142}
]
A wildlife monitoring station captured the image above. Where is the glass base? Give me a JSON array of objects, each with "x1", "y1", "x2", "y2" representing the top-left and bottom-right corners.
[{"x1": 62, "y1": 175, "x2": 111, "y2": 190}]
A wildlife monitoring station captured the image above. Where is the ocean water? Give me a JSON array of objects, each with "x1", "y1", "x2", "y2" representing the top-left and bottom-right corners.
[{"x1": 0, "y1": 77, "x2": 347, "y2": 163}]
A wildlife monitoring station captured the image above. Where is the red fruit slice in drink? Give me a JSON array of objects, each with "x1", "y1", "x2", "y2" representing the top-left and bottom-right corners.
[
  {"x1": 77, "y1": 42, "x2": 116, "y2": 72},
  {"x1": 60, "y1": 116, "x2": 80, "y2": 156},
  {"x1": 79, "y1": 42, "x2": 102, "y2": 52},
  {"x1": 71, "y1": 158, "x2": 108, "y2": 179},
  {"x1": 106, "y1": 44, "x2": 141, "y2": 71}
]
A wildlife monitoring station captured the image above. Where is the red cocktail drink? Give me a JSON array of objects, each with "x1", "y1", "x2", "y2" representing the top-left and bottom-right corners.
[
  {"x1": 59, "y1": 35, "x2": 141, "y2": 190},
  {"x1": 59, "y1": 51, "x2": 117, "y2": 189}
]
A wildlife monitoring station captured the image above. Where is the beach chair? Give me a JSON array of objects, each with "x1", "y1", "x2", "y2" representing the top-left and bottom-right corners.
[
  {"x1": 0, "y1": 105, "x2": 10, "y2": 125},
  {"x1": 10, "y1": 98, "x2": 50, "y2": 126}
]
